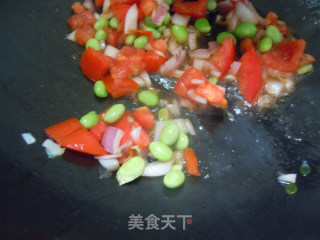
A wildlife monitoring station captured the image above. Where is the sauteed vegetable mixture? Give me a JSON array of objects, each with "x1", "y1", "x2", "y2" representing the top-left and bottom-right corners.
[{"x1": 43, "y1": 0, "x2": 315, "y2": 188}]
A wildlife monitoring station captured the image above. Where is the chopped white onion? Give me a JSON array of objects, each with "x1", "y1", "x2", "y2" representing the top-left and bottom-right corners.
[
  {"x1": 188, "y1": 32, "x2": 197, "y2": 51},
  {"x1": 168, "y1": 69, "x2": 185, "y2": 78},
  {"x1": 171, "y1": 13, "x2": 190, "y2": 27},
  {"x1": 187, "y1": 90, "x2": 207, "y2": 104},
  {"x1": 265, "y1": 81, "x2": 284, "y2": 97},
  {"x1": 120, "y1": 140, "x2": 133, "y2": 155},
  {"x1": 101, "y1": 127, "x2": 124, "y2": 154},
  {"x1": 142, "y1": 160, "x2": 173, "y2": 177},
  {"x1": 235, "y1": 1, "x2": 259, "y2": 25},
  {"x1": 132, "y1": 76, "x2": 146, "y2": 87},
  {"x1": 153, "y1": 121, "x2": 165, "y2": 141},
  {"x1": 22, "y1": 132, "x2": 36, "y2": 145},
  {"x1": 154, "y1": 49, "x2": 166, "y2": 58},
  {"x1": 101, "y1": 9, "x2": 114, "y2": 19},
  {"x1": 149, "y1": 3, "x2": 168, "y2": 26},
  {"x1": 94, "y1": 12, "x2": 101, "y2": 20},
  {"x1": 124, "y1": 4, "x2": 138, "y2": 34},
  {"x1": 163, "y1": 28, "x2": 171, "y2": 38},
  {"x1": 191, "y1": 79, "x2": 206, "y2": 85},
  {"x1": 257, "y1": 94, "x2": 274, "y2": 108},
  {"x1": 223, "y1": 74, "x2": 236, "y2": 81},
  {"x1": 193, "y1": 59, "x2": 205, "y2": 71},
  {"x1": 229, "y1": 61, "x2": 242, "y2": 76},
  {"x1": 102, "y1": 0, "x2": 111, "y2": 13},
  {"x1": 98, "y1": 159, "x2": 119, "y2": 171},
  {"x1": 139, "y1": 71, "x2": 152, "y2": 87},
  {"x1": 228, "y1": 12, "x2": 240, "y2": 32},
  {"x1": 208, "y1": 41, "x2": 220, "y2": 52},
  {"x1": 104, "y1": 45, "x2": 120, "y2": 59},
  {"x1": 160, "y1": 48, "x2": 186, "y2": 74},
  {"x1": 130, "y1": 127, "x2": 142, "y2": 143},
  {"x1": 189, "y1": 49, "x2": 211, "y2": 59},
  {"x1": 42, "y1": 139, "x2": 65, "y2": 159},
  {"x1": 100, "y1": 40, "x2": 106, "y2": 50},
  {"x1": 166, "y1": 99, "x2": 181, "y2": 117},
  {"x1": 179, "y1": 98, "x2": 197, "y2": 112},
  {"x1": 283, "y1": 78, "x2": 294, "y2": 92},
  {"x1": 184, "y1": 119, "x2": 196, "y2": 136},
  {"x1": 277, "y1": 173, "x2": 297, "y2": 184},
  {"x1": 83, "y1": 0, "x2": 95, "y2": 12},
  {"x1": 66, "y1": 31, "x2": 76, "y2": 42}
]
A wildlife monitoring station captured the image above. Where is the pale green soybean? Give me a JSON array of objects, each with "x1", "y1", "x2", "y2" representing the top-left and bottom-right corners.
[
  {"x1": 80, "y1": 111, "x2": 99, "y2": 129},
  {"x1": 138, "y1": 90, "x2": 159, "y2": 107},
  {"x1": 94, "y1": 17, "x2": 108, "y2": 30},
  {"x1": 194, "y1": 18, "x2": 212, "y2": 33},
  {"x1": 258, "y1": 37, "x2": 273, "y2": 53},
  {"x1": 216, "y1": 32, "x2": 236, "y2": 45},
  {"x1": 207, "y1": 0, "x2": 217, "y2": 11},
  {"x1": 265, "y1": 25, "x2": 283, "y2": 43},
  {"x1": 85, "y1": 38, "x2": 101, "y2": 51},
  {"x1": 109, "y1": 17, "x2": 120, "y2": 29},
  {"x1": 160, "y1": 123, "x2": 180, "y2": 146},
  {"x1": 116, "y1": 156, "x2": 146, "y2": 185},
  {"x1": 165, "y1": 0, "x2": 173, "y2": 5},
  {"x1": 171, "y1": 164, "x2": 183, "y2": 171},
  {"x1": 149, "y1": 141, "x2": 173, "y2": 162},
  {"x1": 95, "y1": 30, "x2": 107, "y2": 41},
  {"x1": 144, "y1": 15, "x2": 160, "y2": 28},
  {"x1": 285, "y1": 183, "x2": 297, "y2": 195},
  {"x1": 172, "y1": 24, "x2": 188, "y2": 44},
  {"x1": 158, "y1": 107, "x2": 170, "y2": 121},
  {"x1": 299, "y1": 161, "x2": 311, "y2": 176},
  {"x1": 134, "y1": 35, "x2": 148, "y2": 49},
  {"x1": 157, "y1": 26, "x2": 166, "y2": 34},
  {"x1": 175, "y1": 130, "x2": 189, "y2": 150},
  {"x1": 162, "y1": 12, "x2": 171, "y2": 26},
  {"x1": 103, "y1": 104, "x2": 125, "y2": 124},
  {"x1": 145, "y1": 27, "x2": 161, "y2": 39},
  {"x1": 234, "y1": 22, "x2": 257, "y2": 38},
  {"x1": 163, "y1": 170, "x2": 185, "y2": 188},
  {"x1": 125, "y1": 34, "x2": 137, "y2": 46},
  {"x1": 208, "y1": 77, "x2": 218, "y2": 85},
  {"x1": 94, "y1": 80, "x2": 108, "y2": 98},
  {"x1": 297, "y1": 64, "x2": 314, "y2": 75}
]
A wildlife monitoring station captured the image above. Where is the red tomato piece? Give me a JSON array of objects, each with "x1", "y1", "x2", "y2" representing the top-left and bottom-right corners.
[
  {"x1": 80, "y1": 47, "x2": 114, "y2": 82},
  {"x1": 95, "y1": 0, "x2": 105, "y2": 8},
  {"x1": 102, "y1": 75, "x2": 140, "y2": 98},
  {"x1": 265, "y1": 12, "x2": 288, "y2": 35},
  {"x1": 129, "y1": 29, "x2": 153, "y2": 43},
  {"x1": 236, "y1": 49, "x2": 263, "y2": 105},
  {"x1": 113, "y1": 111, "x2": 135, "y2": 145},
  {"x1": 67, "y1": 10, "x2": 96, "y2": 31},
  {"x1": 144, "y1": 51, "x2": 166, "y2": 73},
  {"x1": 184, "y1": 148, "x2": 201, "y2": 176},
  {"x1": 261, "y1": 39, "x2": 306, "y2": 73},
  {"x1": 171, "y1": 0, "x2": 207, "y2": 18},
  {"x1": 151, "y1": 39, "x2": 168, "y2": 55},
  {"x1": 194, "y1": 83, "x2": 228, "y2": 108},
  {"x1": 240, "y1": 38, "x2": 255, "y2": 53},
  {"x1": 72, "y1": 2, "x2": 86, "y2": 14},
  {"x1": 111, "y1": 4, "x2": 144, "y2": 21},
  {"x1": 75, "y1": 25, "x2": 96, "y2": 46},
  {"x1": 133, "y1": 107, "x2": 154, "y2": 130},
  {"x1": 140, "y1": 0, "x2": 156, "y2": 16},
  {"x1": 89, "y1": 120, "x2": 108, "y2": 141},
  {"x1": 209, "y1": 37, "x2": 235, "y2": 79},
  {"x1": 110, "y1": 0, "x2": 139, "y2": 6},
  {"x1": 45, "y1": 118, "x2": 83, "y2": 142},
  {"x1": 57, "y1": 128, "x2": 107, "y2": 156}
]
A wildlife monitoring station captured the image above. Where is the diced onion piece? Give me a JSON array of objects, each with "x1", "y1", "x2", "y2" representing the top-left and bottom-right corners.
[
  {"x1": 66, "y1": 31, "x2": 76, "y2": 42},
  {"x1": 235, "y1": 1, "x2": 259, "y2": 25},
  {"x1": 83, "y1": 0, "x2": 95, "y2": 12},
  {"x1": 101, "y1": 127, "x2": 124, "y2": 154},
  {"x1": 101, "y1": 9, "x2": 114, "y2": 19},
  {"x1": 168, "y1": 69, "x2": 185, "y2": 78},
  {"x1": 171, "y1": 13, "x2": 190, "y2": 26},
  {"x1": 163, "y1": 28, "x2": 171, "y2": 38},
  {"x1": 229, "y1": 61, "x2": 242, "y2": 75},
  {"x1": 102, "y1": 0, "x2": 111, "y2": 13},
  {"x1": 223, "y1": 74, "x2": 236, "y2": 81},
  {"x1": 104, "y1": 45, "x2": 120, "y2": 59},
  {"x1": 153, "y1": 121, "x2": 165, "y2": 141},
  {"x1": 189, "y1": 49, "x2": 211, "y2": 59},
  {"x1": 283, "y1": 78, "x2": 294, "y2": 92},
  {"x1": 257, "y1": 94, "x2": 274, "y2": 108},
  {"x1": 94, "y1": 12, "x2": 101, "y2": 20},
  {"x1": 130, "y1": 127, "x2": 142, "y2": 143},
  {"x1": 124, "y1": 4, "x2": 138, "y2": 34},
  {"x1": 100, "y1": 40, "x2": 106, "y2": 49},
  {"x1": 184, "y1": 119, "x2": 196, "y2": 135},
  {"x1": 166, "y1": 99, "x2": 181, "y2": 117},
  {"x1": 142, "y1": 160, "x2": 173, "y2": 177},
  {"x1": 277, "y1": 173, "x2": 297, "y2": 184},
  {"x1": 265, "y1": 81, "x2": 283, "y2": 97},
  {"x1": 154, "y1": 50, "x2": 166, "y2": 58},
  {"x1": 228, "y1": 12, "x2": 240, "y2": 32},
  {"x1": 149, "y1": 3, "x2": 169, "y2": 26},
  {"x1": 95, "y1": 154, "x2": 122, "y2": 160},
  {"x1": 191, "y1": 79, "x2": 206, "y2": 85},
  {"x1": 179, "y1": 98, "x2": 197, "y2": 112},
  {"x1": 132, "y1": 76, "x2": 146, "y2": 87},
  {"x1": 172, "y1": 119, "x2": 187, "y2": 133},
  {"x1": 208, "y1": 41, "x2": 220, "y2": 52},
  {"x1": 139, "y1": 71, "x2": 152, "y2": 87},
  {"x1": 160, "y1": 48, "x2": 186, "y2": 74},
  {"x1": 42, "y1": 139, "x2": 66, "y2": 159},
  {"x1": 22, "y1": 132, "x2": 36, "y2": 145},
  {"x1": 188, "y1": 32, "x2": 197, "y2": 51},
  {"x1": 98, "y1": 158, "x2": 119, "y2": 171},
  {"x1": 193, "y1": 59, "x2": 206, "y2": 71}
]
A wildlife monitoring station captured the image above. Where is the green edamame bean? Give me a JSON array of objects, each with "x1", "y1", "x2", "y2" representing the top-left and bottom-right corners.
[
  {"x1": 144, "y1": 15, "x2": 160, "y2": 29},
  {"x1": 258, "y1": 37, "x2": 272, "y2": 53},
  {"x1": 158, "y1": 107, "x2": 170, "y2": 121},
  {"x1": 149, "y1": 141, "x2": 173, "y2": 162},
  {"x1": 207, "y1": 0, "x2": 217, "y2": 11},
  {"x1": 93, "y1": 80, "x2": 108, "y2": 98},
  {"x1": 145, "y1": 27, "x2": 161, "y2": 39},
  {"x1": 157, "y1": 26, "x2": 166, "y2": 34},
  {"x1": 94, "y1": 17, "x2": 108, "y2": 30},
  {"x1": 285, "y1": 183, "x2": 297, "y2": 195},
  {"x1": 175, "y1": 130, "x2": 189, "y2": 150},
  {"x1": 85, "y1": 38, "x2": 101, "y2": 51},
  {"x1": 165, "y1": 0, "x2": 173, "y2": 5},
  {"x1": 109, "y1": 17, "x2": 120, "y2": 29},
  {"x1": 103, "y1": 104, "x2": 125, "y2": 124},
  {"x1": 95, "y1": 30, "x2": 107, "y2": 41},
  {"x1": 216, "y1": 32, "x2": 236, "y2": 45},
  {"x1": 116, "y1": 156, "x2": 146, "y2": 185},
  {"x1": 297, "y1": 64, "x2": 314, "y2": 76},
  {"x1": 172, "y1": 24, "x2": 188, "y2": 44},
  {"x1": 300, "y1": 161, "x2": 311, "y2": 176},
  {"x1": 171, "y1": 164, "x2": 183, "y2": 171},
  {"x1": 162, "y1": 12, "x2": 171, "y2": 26},
  {"x1": 134, "y1": 35, "x2": 148, "y2": 49},
  {"x1": 160, "y1": 123, "x2": 180, "y2": 146},
  {"x1": 208, "y1": 77, "x2": 218, "y2": 85},
  {"x1": 163, "y1": 170, "x2": 185, "y2": 188},
  {"x1": 80, "y1": 111, "x2": 99, "y2": 129},
  {"x1": 194, "y1": 18, "x2": 212, "y2": 33},
  {"x1": 234, "y1": 22, "x2": 257, "y2": 38},
  {"x1": 138, "y1": 90, "x2": 159, "y2": 107},
  {"x1": 265, "y1": 25, "x2": 283, "y2": 43},
  {"x1": 125, "y1": 34, "x2": 137, "y2": 45}
]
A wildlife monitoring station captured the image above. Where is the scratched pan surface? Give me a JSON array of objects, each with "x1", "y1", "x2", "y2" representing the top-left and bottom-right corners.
[{"x1": 0, "y1": 0, "x2": 320, "y2": 239}]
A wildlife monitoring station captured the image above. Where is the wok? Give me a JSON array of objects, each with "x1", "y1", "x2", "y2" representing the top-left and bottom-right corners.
[{"x1": 0, "y1": 0, "x2": 319, "y2": 239}]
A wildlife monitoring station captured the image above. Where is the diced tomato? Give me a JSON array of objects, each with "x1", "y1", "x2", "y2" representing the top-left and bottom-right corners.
[
  {"x1": 133, "y1": 107, "x2": 154, "y2": 130},
  {"x1": 110, "y1": 0, "x2": 139, "y2": 6},
  {"x1": 102, "y1": 75, "x2": 140, "y2": 98},
  {"x1": 57, "y1": 128, "x2": 107, "y2": 155},
  {"x1": 113, "y1": 111, "x2": 135, "y2": 144},
  {"x1": 45, "y1": 118, "x2": 83, "y2": 142},
  {"x1": 75, "y1": 25, "x2": 96, "y2": 46},
  {"x1": 151, "y1": 39, "x2": 168, "y2": 55},
  {"x1": 209, "y1": 37, "x2": 235, "y2": 79},
  {"x1": 80, "y1": 47, "x2": 114, "y2": 82},
  {"x1": 236, "y1": 49, "x2": 263, "y2": 105},
  {"x1": 261, "y1": 39, "x2": 306, "y2": 73},
  {"x1": 133, "y1": 124, "x2": 151, "y2": 149},
  {"x1": 171, "y1": 0, "x2": 207, "y2": 18},
  {"x1": 72, "y1": 2, "x2": 86, "y2": 14},
  {"x1": 140, "y1": 0, "x2": 156, "y2": 16},
  {"x1": 194, "y1": 83, "x2": 228, "y2": 108},
  {"x1": 144, "y1": 51, "x2": 166, "y2": 73},
  {"x1": 103, "y1": 27, "x2": 120, "y2": 47},
  {"x1": 111, "y1": 4, "x2": 144, "y2": 21},
  {"x1": 129, "y1": 29, "x2": 153, "y2": 43},
  {"x1": 240, "y1": 38, "x2": 255, "y2": 53},
  {"x1": 265, "y1": 12, "x2": 288, "y2": 35},
  {"x1": 89, "y1": 120, "x2": 108, "y2": 141},
  {"x1": 67, "y1": 10, "x2": 96, "y2": 31},
  {"x1": 184, "y1": 148, "x2": 201, "y2": 176},
  {"x1": 95, "y1": 0, "x2": 105, "y2": 8}
]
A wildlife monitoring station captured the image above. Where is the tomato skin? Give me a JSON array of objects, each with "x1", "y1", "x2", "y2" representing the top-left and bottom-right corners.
[
  {"x1": 236, "y1": 49, "x2": 263, "y2": 105},
  {"x1": 240, "y1": 38, "x2": 255, "y2": 53},
  {"x1": 75, "y1": 25, "x2": 96, "y2": 46},
  {"x1": 89, "y1": 120, "x2": 108, "y2": 141},
  {"x1": 144, "y1": 51, "x2": 166, "y2": 73},
  {"x1": 209, "y1": 37, "x2": 235, "y2": 79},
  {"x1": 102, "y1": 75, "x2": 140, "y2": 98},
  {"x1": 80, "y1": 47, "x2": 114, "y2": 82},
  {"x1": 72, "y1": 2, "x2": 86, "y2": 14},
  {"x1": 171, "y1": 0, "x2": 207, "y2": 18},
  {"x1": 67, "y1": 10, "x2": 96, "y2": 31},
  {"x1": 133, "y1": 107, "x2": 154, "y2": 130},
  {"x1": 194, "y1": 83, "x2": 228, "y2": 108},
  {"x1": 45, "y1": 118, "x2": 83, "y2": 142},
  {"x1": 140, "y1": 0, "x2": 156, "y2": 16},
  {"x1": 151, "y1": 39, "x2": 168, "y2": 55},
  {"x1": 95, "y1": 0, "x2": 105, "y2": 8},
  {"x1": 261, "y1": 39, "x2": 306, "y2": 73}
]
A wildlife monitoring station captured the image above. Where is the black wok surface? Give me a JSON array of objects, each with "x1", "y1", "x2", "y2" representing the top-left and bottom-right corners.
[{"x1": 1, "y1": 0, "x2": 320, "y2": 239}]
